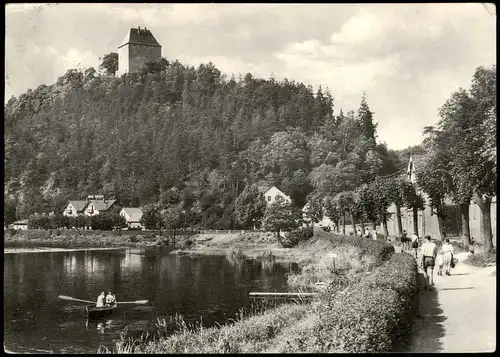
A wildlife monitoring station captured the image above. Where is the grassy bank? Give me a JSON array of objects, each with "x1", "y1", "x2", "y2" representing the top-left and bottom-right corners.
[
  {"x1": 101, "y1": 231, "x2": 419, "y2": 353},
  {"x1": 2, "y1": 229, "x2": 179, "y2": 248}
]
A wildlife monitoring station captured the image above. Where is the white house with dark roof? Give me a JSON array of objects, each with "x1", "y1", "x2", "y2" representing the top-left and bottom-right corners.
[
  {"x1": 118, "y1": 26, "x2": 162, "y2": 75},
  {"x1": 257, "y1": 185, "x2": 292, "y2": 206},
  {"x1": 84, "y1": 198, "x2": 121, "y2": 217},
  {"x1": 120, "y1": 207, "x2": 144, "y2": 229},
  {"x1": 63, "y1": 200, "x2": 89, "y2": 217}
]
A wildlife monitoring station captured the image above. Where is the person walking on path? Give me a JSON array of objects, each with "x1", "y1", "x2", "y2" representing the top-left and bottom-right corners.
[
  {"x1": 441, "y1": 238, "x2": 455, "y2": 276},
  {"x1": 420, "y1": 235, "x2": 437, "y2": 290},
  {"x1": 411, "y1": 232, "x2": 419, "y2": 259}
]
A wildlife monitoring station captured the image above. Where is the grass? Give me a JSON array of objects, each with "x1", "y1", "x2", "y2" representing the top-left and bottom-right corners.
[
  {"x1": 465, "y1": 248, "x2": 497, "y2": 267},
  {"x1": 226, "y1": 246, "x2": 246, "y2": 261}
]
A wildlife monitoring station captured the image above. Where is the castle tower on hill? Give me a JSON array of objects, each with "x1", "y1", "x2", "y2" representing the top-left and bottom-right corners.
[{"x1": 118, "y1": 26, "x2": 162, "y2": 75}]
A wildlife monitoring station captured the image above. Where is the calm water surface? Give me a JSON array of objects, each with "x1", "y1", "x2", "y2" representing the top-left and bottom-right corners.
[{"x1": 3, "y1": 246, "x2": 296, "y2": 353}]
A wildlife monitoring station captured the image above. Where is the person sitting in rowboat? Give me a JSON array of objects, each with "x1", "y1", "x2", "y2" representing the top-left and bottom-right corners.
[
  {"x1": 105, "y1": 290, "x2": 116, "y2": 306},
  {"x1": 96, "y1": 291, "x2": 106, "y2": 307}
]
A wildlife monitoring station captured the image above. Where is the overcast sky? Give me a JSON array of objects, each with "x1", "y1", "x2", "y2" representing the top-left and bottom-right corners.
[{"x1": 5, "y1": 3, "x2": 496, "y2": 149}]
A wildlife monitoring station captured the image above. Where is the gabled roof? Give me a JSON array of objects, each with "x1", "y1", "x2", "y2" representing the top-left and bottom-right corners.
[
  {"x1": 118, "y1": 27, "x2": 161, "y2": 49},
  {"x1": 257, "y1": 185, "x2": 271, "y2": 194},
  {"x1": 68, "y1": 201, "x2": 88, "y2": 212},
  {"x1": 89, "y1": 199, "x2": 118, "y2": 211},
  {"x1": 121, "y1": 207, "x2": 143, "y2": 222},
  {"x1": 13, "y1": 219, "x2": 28, "y2": 225}
]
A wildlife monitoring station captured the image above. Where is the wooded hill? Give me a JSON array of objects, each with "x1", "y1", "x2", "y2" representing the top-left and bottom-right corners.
[{"x1": 4, "y1": 57, "x2": 408, "y2": 229}]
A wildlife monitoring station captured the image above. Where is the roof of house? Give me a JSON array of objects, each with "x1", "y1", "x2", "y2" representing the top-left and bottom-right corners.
[
  {"x1": 89, "y1": 199, "x2": 118, "y2": 211},
  {"x1": 121, "y1": 207, "x2": 143, "y2": 222},
  {"x1": 13, "y1": 219, "x2": 28, "y2": 225},
  {"x1": 119, "y1": 27, "x2": 161, "y2": 49},
  {"x1": 257, "y1": 185, "x2": 271, "y2": 194},
  {"x1": 68, "y1": 201, "x2": 88, "y2": 212}
]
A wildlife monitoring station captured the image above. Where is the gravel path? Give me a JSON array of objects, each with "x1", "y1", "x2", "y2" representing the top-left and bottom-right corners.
[{"x1": 408, "y1": 252, "x2": 496, "y2": 353}]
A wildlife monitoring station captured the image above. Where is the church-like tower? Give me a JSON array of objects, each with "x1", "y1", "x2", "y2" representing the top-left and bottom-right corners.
[{"x1": 118, "y1": 26, "x2": 162, "y2": 75}]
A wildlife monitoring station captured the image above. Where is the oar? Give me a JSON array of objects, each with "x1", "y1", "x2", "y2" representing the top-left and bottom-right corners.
[
  {"x1": 58, "y1": 295, "x2": 95, "y2": 304},
  {"x1": 115, "y1": 300, "x2": 149, "y2": 305}
]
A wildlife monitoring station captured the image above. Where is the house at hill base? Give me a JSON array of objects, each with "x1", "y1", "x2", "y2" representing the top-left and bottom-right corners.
[
  {"x1": 84, "y1": 195, "x2": 122, "y2": 217},
  {"x1": 383, "y1": 155, "x2": 496, "y2": 244},
  {"x1": 120, "y1": 207, "x2": 144, "y2": 230},
  {"x1": 63, "y1": 200, "x2": 89, "y2": 217},
  {"x1": 257, "y1": 185, "x2": 292, "y2": 206},
  {"x1": 11, "y1": 219, "x2": 28, "y2": 230},
  {"x1": 118, "y1": 26, "x2": 162, "y2": 75}
]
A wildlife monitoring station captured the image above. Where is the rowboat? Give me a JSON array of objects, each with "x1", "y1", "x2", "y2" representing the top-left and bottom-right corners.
[{"x1": 86, "y1": 304, "x2": 117, "y2": 320}]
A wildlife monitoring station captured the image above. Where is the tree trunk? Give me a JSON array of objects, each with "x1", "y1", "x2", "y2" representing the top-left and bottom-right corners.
[
  {"x1": 437, "y1": 215, "x2": 446, "y2": 240},
  {"x1": 382, "y1": 215, "x2": 389, "y2": 239},
  {"x1": 360, "y1": 217, "x2": 366, "y2": 235},
  {"x1": 475, "y1": 195, "x2": 493, "y2": 253},
  {"x1": 412, "y1": 207, "x2": 419, "y2": 237},
  {"x1": 342, "y1": 212, "x2": 346, "y2": 235},
  {"x1": 275, "y1": 230, "x2": 283, "y2": 246},
  {"x1": 459, "y1": 203, "x2": 471, "y2": 251},
  {"x1": 336, "y1": 219, "x2": 340, "y2": 233},
  {"x1": 350, "y1": 211, "x2": 357, "y2": 236},
  {"x1": 372, "y1": 221, "x2": 377, "y2": 230},
  {"x1": 395, "y1": 203, "x2": 403, "y2": 236}
]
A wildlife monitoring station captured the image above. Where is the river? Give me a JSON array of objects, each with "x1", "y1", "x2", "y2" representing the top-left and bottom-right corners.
[{"x1": 3, "y1": 246, "x2": 296, "y2": 353}]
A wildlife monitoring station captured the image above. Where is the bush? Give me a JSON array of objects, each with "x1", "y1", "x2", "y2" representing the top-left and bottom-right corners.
[
  {"x1": 285, "y1": 252, "x2": 418, "y2": 353},
  {"x1": 465, "y1": 249, "x2": 497, "y2": 267},
  {"x1": 321, "y1": 233, "x2": 395, "y2": 266},
  {"x1": 281, "y1": 227, "x2": 314, "y2": 248},
  {"x1": 183, "y1": 239, "x2": 194, "y2": 249},
  {"x1": 226, "y1": 247, "x2": 246, "y2": 261},
  {"x1": 129, "y1": 235, "x2": 142, "y2": 243}
]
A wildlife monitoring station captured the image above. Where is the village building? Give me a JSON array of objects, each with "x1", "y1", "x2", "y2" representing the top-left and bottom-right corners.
[
  {"x1": 118, "y1": 26, "x2": 162, "y2": 75},
  {"x1": 11, "y1": 219, "x2": 28, "y2": 230},
  {"x1": 257, "y1": 185, "x2": 292, "y2": 206},
  {"x1": 119, "y1": 207, "x2": 144, "y2": 230},
  {"x1": 384, "y1": 155, "x2": 497, "y2": 242},
  {"x1": 84, "y1": 195, "x2": 122, "y2": 216},
  {"x1": 62, "y1": 200, "x2": 89, "y2": 217}
]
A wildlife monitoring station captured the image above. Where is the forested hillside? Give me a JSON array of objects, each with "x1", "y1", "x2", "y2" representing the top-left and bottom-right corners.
[{"x1": 4, "y1": 57, "x2": 406, "y2": 229}]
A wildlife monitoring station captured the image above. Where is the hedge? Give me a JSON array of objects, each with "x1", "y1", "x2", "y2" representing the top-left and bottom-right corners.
[
  {"x1": 284, "y1": 252, "x2": 418, "y2": 352},
  {"x1": 322, "y1": 233, "x2": 395, "y2": 266}
]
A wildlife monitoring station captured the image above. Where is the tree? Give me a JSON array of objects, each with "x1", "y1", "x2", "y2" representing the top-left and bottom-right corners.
[
  {"x1": 370, "y1": 178, "x2": 394, "y2": 239},
  {"x1": 401, "y1": 182, "x2": 425, "y2": 237},
  {"x1": 357, "y1": 92, "x2": 377, "y2": 146},
  {"x1": 140, "y1": 204, "x2": 165, "y2": 231},
  {"x1": 4, "y1": 197, "x2": 17, "y2": 227},
  {"x1": 99, "y1": 52, "x2": 118, "y2": 76},
  {"x1": 262, "y1": 196, "x2": 301, "y2": 246},
  {"x1": 162, "y1": 205, "x2": 185, "y2": 246},
  {"x1": 234, "y1": 184, "x2": 267, "y2": 229},
  {"x1": 323, "y1": 196, "x2": 341, "y2": 233},
  {"x1": 414, "y1": 153, "x2": 452, "y2": 240}
]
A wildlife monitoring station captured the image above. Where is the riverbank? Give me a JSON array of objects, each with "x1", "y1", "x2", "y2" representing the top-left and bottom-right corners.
[
  {"x1": 102, "y1": 230, "x2": 421, "y2": 353},
  {"x1": 3, "y1": 229, "x2": 173, "y2": 248}
]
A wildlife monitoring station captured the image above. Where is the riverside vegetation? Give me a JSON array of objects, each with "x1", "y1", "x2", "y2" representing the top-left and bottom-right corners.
[{"x1": 98, "y1": 229, "x2": 419, "y2": 353}]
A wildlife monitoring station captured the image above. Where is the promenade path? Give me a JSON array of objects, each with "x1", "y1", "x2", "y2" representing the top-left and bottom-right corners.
[{"x1": 407, "y1": 249, "x2": 496, "y2": 353}]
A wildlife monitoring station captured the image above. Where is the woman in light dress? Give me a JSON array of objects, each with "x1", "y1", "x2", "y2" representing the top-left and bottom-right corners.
[{"x1": 440, "y1": 238, "x2": 455, "y2": 276}]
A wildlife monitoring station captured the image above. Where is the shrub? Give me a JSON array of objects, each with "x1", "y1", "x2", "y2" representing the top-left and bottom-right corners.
[
  {"x1": 465, "y1": 249, "x2": 497, "y2": 267},
  {"x1": 183, "y1": 239, "x2": 194, "y2": 249},
  {"x1": 282, "y1": 227, "x2": 314, "y2": 248},
  {"x1": 258, "y1": 250, "x2": 276, "y2": 262},
  {"x1": 226, "y1": 247, "x2": 246, "y2": 261},
  {"x1": 319, "y1": 233, "x2": 395, "y2": 266},
  {"x1": 129, "y1": 235, "x2": 142, "y2": 243}
]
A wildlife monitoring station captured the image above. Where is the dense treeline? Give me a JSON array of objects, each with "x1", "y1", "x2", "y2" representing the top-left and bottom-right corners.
[{"x1": 4, "y1": 56, "x2": 405, "y2": 229}]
